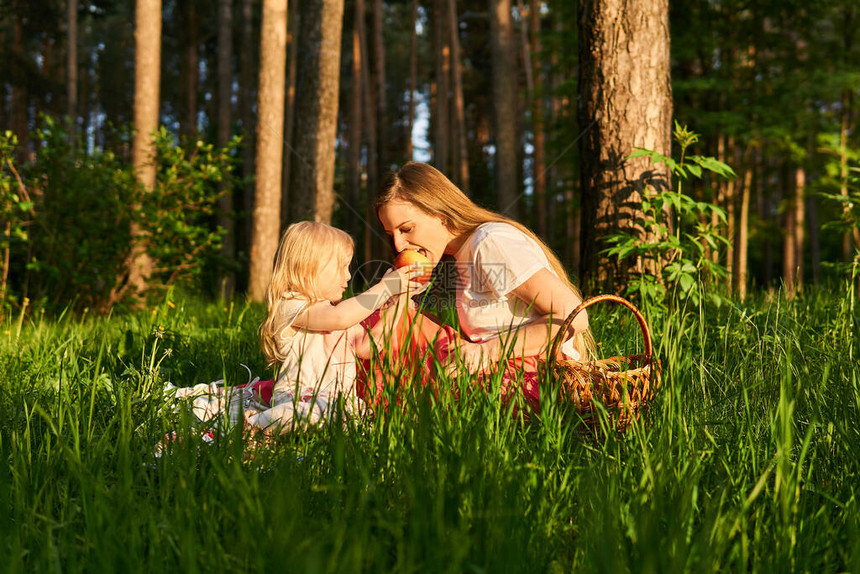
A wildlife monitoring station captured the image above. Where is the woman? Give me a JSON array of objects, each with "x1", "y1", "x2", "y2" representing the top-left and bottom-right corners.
[{"x1": 371, "y1": 162, "x2": 594, "y2": 410}]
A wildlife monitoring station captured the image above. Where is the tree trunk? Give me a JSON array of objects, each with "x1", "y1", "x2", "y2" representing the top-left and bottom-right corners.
[
  {"x1": 372, "y1": 0, "x2": 387, "y2": 177},
  {"x1": 489, "y1": 0, "x2": 518, "y2": 217},
  {"x1": 795, "y1": 165, "x2": 806, "y2": 294},
  {"x1": 529, "y1": 0, "x2": 546, "y2": 238},
  {"x1": 12, "y1": 2, "x2": 29, "y2": 164},
  {"x1": 128, "y1": 0, "x2": 163, "y2": 294},
  {"x1": 448, "y1": 0, "x2": 468, "y2": 190},
  {"x1": 359, "y1": 0, "x2": 379, "y2": 264},
  {"x1": 735, "y1": 145, "x2": 753, "y2": 300},
  {"x1": 782, "y1": 167, "x2": 797, "y2": 296},
  {"x1": 217, "y1": 0, "x2": 235, "y2": 298},
  {"x1": 67, "y1": 0, "x2": 78, "y2": 141},
  {"x1": 548, "y1": 16, "x2": 562, "y2": 250},
  {"x1": 761, "y1": 157, "x2": 773, "y2": 287},
  {"x1": 239, "y1": 0, "x2": 256, "y2": 261},
  {"x1": 79, "y1": 24, "x2": 91, "y2": 148},
  {"x1": 433, "y1": 0, "x2": 449, "y2": 173},
  {"x1": 180, "y1": 0, "x2": 199, "y2": 139},
  {"x1": 281, "y1": 0, "x2": 300, "y2": 224},
  {"x1": 248, "y1": 0, "x2": 287, "y2": 301},
  {"x1": 289, "y1": 0, "x2": 345, "y2": 223},
  {"x1": 577, "y1": 0, "x2": 672, "y2": 288},
  {"x1": 346, "y1": 0, "x2": 364, "y2": 240},
  {"x1": 406, "y1": 0, "x2": 418, "y2": 159},
  {"x1": 724, "y1": 141, "x2": 737, "y2": 291}
]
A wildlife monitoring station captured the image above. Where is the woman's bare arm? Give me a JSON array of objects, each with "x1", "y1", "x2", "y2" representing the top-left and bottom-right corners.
[{"x1": 455, "y1": 268, "x2": 587, "y2": 372}]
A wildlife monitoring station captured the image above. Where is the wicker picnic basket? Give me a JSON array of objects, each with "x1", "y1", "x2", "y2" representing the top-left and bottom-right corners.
[{"x1": 541, "y1": 294, "x2": 661, "y2": 431}]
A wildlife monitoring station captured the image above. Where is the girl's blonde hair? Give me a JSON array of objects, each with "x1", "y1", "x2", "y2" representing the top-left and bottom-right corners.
[
  {"x1": 260, "y1": 221, "x2": 354, "y2": 366},
  {"x1": 376, "y1": 161, "x2": 596, "y2": 361}
]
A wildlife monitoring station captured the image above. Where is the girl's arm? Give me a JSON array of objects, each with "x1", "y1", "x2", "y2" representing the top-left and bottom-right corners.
[
  {"x1": 350, "y1": 295, "x2": 410, "y2": 360},
  {"x1": 455, "y1": 268, "x2": 587, "y2": 372},
  {"x1": 292, "y1": 267, "x2": 425, "y2": 332}
]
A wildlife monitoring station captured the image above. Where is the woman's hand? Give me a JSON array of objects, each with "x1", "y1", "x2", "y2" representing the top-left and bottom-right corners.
[{"x1": 444, "y1": 338, "x2": 502, "y2": 376}]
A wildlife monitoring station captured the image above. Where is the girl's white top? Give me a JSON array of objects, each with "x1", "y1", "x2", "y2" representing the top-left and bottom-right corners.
[
  {"x1": 271, "y1": 294, "x2": 361, "y2": 406},
  {"x1": 453, "y1": 222, "x2": 580, "y2": 361}
]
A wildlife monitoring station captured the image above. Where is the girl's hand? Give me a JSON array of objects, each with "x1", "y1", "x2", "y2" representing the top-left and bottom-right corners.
[{"x1": 380, "y1": 264, "x2": 429, "y2": 297}]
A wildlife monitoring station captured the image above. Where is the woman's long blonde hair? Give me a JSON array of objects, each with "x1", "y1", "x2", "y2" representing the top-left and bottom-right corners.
[
  {"x1": 375, "y1": 161, "x2": 595, "y2": 360},
  {"x1": 260, "y1": 221, "x2": 354, "y2": 366}
]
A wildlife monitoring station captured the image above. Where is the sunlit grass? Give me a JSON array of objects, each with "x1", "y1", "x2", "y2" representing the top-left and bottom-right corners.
[{"x1": 1, "y1": 284, "x2": 859, "y2": 572}]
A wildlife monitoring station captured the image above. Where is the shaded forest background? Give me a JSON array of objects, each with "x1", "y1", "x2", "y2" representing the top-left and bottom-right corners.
[{"x1": 0, "y1": 0, "x2": 858, "y2": 312}]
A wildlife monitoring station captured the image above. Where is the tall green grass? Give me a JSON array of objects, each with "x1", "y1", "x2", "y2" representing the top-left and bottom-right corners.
[{"x1": 1, "y1": 285, "x2": 859, "y2": 572}]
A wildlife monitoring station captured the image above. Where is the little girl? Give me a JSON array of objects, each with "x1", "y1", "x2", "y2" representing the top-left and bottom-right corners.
[{"x1": 244, "y1": 221, "x2": 424, "y2": 432}]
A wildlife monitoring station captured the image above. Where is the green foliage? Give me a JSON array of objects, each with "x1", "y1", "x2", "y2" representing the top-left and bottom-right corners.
[
  {"x1": 0, "y1": 132, "x2": 33, "y2": 304},
  {"x1": 0, "y1": 117, "x2": 240, "y2": 314},
  {"x1": 140, "y1": 128, "x2": 240, "y2": 290},
  {"x1": 817, "y1": 131, "x2": 860, "y2": 268},
  {"x1": 23, "y1": 116, "x2": 138, "y2": 310},
  {"x1": 605, "y1": 123, "x2": 736, "y2": 310}
]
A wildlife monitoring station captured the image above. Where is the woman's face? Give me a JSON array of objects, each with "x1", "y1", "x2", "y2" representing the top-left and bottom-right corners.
[{"x1": 377, "y1": 200, "x2": 454, "y2": 264}]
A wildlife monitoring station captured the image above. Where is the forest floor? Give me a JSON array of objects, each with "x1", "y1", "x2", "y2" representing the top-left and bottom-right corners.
[{"x1": 1, "y1": 285, "x2": 859, "y2": 572}]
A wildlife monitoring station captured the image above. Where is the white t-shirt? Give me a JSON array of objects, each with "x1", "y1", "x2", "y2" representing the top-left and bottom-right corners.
[
  {"x1": 453, "y1": 222, "x2": 580, "y2": 360},
  {"x1": 271, "y1": 295, "x2": 360, "y2": 406}
]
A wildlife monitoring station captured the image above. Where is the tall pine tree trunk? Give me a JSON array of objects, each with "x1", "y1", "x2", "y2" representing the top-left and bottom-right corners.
[
  {"x1": 346, "y1": 0, "x2": 364, "y2": 240},
  {"x1": 529, "y1": 0, "x2": 546, "y2": 238},
  {"x1": 372, "y1": 0, "x2": 387, "y2": 176},
  {"x1": 577, "y1": 0, "x2": 671, "y2": 287},
  {"x1": 406, "y1": 0, "x2": 418, "y2": 159},
  {"x1": 358, "y1": 0, "x2": 378, "y2": 263},
  {"x1": 217, "y1": 0, "x2": 235, "y2": 298},
  {"x1": 67, "y1": 0, "x2": 78, "y2": 141},
  {"x1": 248, "y1": 0, "x2": 287, "y2": 301},
  {"x1": 239, "y1": 0, "x2": 256, "y2": 262},
  {"x1": 783, "y1": 165, "x2": 805, "y2": 296},
  {"x1": 782, "y1": 166, "x2": 796, "y2": 295},
  {"x1": 180, "y1": 0, "x2": 199, "y2": 138},
  {"x1": 489, "y1": 0, "x2": 518, "y2": 216},
  {"x1": 735, "y1": 145, "x2": 754, "y2": 300},
  {"x1": 281, "y1": 0, "x2": 299, "y2": 224},
  {"x1": 289, "y1": 0, "x2": 345, "y2": 223},
  {"x1": 433, "y1": 0, "x2": 449, "y2": 173},
  {"x1": 448, "y1": 0, "x2": 468, "y2": 190},
  {"x1": 725, "y1": 142, "x2": 737, "y2": 291},
  {"x1": 128, "y1": 0, "x2": 162, "y2": 295},
  {"x1": 12, "y1": 1, "x2": 29, "y2": 163}
]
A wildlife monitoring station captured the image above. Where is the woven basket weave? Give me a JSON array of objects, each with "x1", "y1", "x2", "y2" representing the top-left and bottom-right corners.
[{"x1": 541, "y1": 294, "x2": 661, "y2": 430}]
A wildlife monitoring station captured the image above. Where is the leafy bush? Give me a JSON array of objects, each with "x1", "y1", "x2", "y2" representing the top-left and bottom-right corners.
[
  {"x1": 136, "y1": 127, "x2": 239, "y2": 293},
  {"x1": 0, "y1": 131, "x2": 33, "y2": 306},
  {"x1": 818, "y1": 138, "x2": 860, "y2": 271},
  {"x1": 1, "y1": 117, "x2": 239, "y2": 314},
  {"x1": 604, "y1": 123, "x2": 736, "y2": 310},
  {"x1": 23, "y1": 116, "x2": 138, "y2": 310}
]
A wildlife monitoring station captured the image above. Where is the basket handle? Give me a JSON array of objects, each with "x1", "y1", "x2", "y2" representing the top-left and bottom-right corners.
[{"x1": 548, "y1": 294, "x2": 654, "y2": 366}]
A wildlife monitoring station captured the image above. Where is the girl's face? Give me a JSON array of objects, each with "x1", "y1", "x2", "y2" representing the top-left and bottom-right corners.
[
  {"x1": 317, "y1": 250, "x2": 352, "y2": 302},
  {"x1": 377, "y1": 200, "x2": 455, "y2": 263}
]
